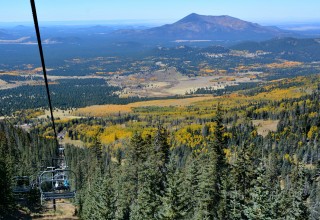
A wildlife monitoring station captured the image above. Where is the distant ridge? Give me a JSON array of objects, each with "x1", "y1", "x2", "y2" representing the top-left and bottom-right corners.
[
  {"x1": 113, "y1": 13, "x2": 294, "y2": 42},
  {"x1": 231, "y1": 37, "x2": 320, "y2": 61},
  {"x1": 0, "y1": 29, "x2": 10, "y2": 39}
]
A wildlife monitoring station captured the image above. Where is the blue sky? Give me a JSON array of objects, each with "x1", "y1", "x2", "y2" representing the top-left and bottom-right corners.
[{"x1": 0, "y1": 0, "x2": 319, "y2": 25}]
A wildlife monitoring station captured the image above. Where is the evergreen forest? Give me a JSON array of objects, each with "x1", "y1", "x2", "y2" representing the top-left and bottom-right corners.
[{"x1": 1, "y1": 75, "x2": 320, "y2": 219}]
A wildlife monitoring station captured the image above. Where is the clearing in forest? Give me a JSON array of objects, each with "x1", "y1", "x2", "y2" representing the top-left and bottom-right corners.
[
  {"x1": 74, "y1": 96, "x2": 215, "y2": 117},
  {"x1": 31, "y1": 200, "x2": 78, "y2": 219},
  {"x1": 252, "y1": 119, "x2": 279, "y2": 137}
]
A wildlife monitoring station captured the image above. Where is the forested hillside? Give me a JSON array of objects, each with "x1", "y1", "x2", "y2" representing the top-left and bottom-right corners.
[
  {"x1": 73, "y1": 87, "x2": 320, "y2": 219},
  {"x1": 0, "y1": 122, "x2": 56, "y2": 218},
  {"x1": 2, "y1": 0, "x2": 320, "y2": 218},
  {"x1": 1, "y1": 75, "x2": 320, "y2": 219}
]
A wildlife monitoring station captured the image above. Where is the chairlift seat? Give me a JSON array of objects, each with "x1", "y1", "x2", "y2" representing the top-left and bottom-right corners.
[
  {"x1": 42, "y1": 191, "x2": 76, "y2": 200},
  {"x1": 12, "y1": 186, "x2": 31, "y2": 193}
]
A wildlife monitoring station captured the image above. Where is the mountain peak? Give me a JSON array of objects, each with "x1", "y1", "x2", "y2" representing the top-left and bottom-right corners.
[
  {"x1": 187, "y1": 13, "x2": 200, "y2": 17},
  {"x1": 177, "y1": 13, "x2": 202, "y2": 23},
  {"x1": 180, "y1": 13, "x2": 234, "y2": 20},
  {"x1": 114, "y1": 13, "x2": 293, "y2": 42},
  {"x1": 177, "y1": 13, "x2": 249, "y2": 26}
]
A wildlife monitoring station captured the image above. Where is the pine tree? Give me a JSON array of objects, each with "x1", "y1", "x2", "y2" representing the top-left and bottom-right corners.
[
  {"x1": 309, "y1": 181, "x2": 320, "y2": 220},
  {"x1": 0, "y1": 160, "x2": 14, "y2": 216},
  {"x1": 288, "y1": 164, "x2": 310, "y2": 219},
  {"x1": 130, "y1": 132, "x2": 148, "y2": 164},
  {"x1": 193, "y1": 152, "x2": 217, "y2": 219},
  {"x1": 130, "y1": 159, "x2": 161, "y2": 220},
  {"x1": 82, "y1": 174, "x2": 115, "y2": 219},
  {"x1": 190, "y1": 106, "x2": 229, "y2": 220},
  {"x1": 211, "y1": 105, "x2": 228, "y2": 219},
  {"x1": 158, "y1": 156, "x2": 187, "y2": 220},
  {"x1": 131, "y1": 126, "x2": 171, "y2": 220},
  {"x1": 0, "y1": 131, "x2": 14, "y2": 217},
  {"x1": 244, "y1": 162, "x2": 273, "y2": 220},
  {"x1": 276, "y1": 164, "x2": 310, "y2": 220},
  {"x1": 217, "y1": 166, "x2": 232, "y2": 220},
  {"x1": 181, "y1": 155, "x2": 200, "y2": 219},
  {"x1": 310, "y1": 160, "x2": 320, "y2": 219},
  {"x1": 153, "y1": 125, "x2": 170, "y2": 193},
  {"x1": 113, "y1": 165, "x2": 132, "y2": 220},
  {"x1": 114, "y1": 132, "x2": 149, "y2": 220},
  {"x1": 229, "y1": 143, "x2": 255, "y2": 219}
]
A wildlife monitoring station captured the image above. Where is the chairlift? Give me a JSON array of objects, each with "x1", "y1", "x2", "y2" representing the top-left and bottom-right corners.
[
  {"x1": 38, "y1": 168, "x2": 76, "y2": 203},
  {"x1": 28, "y1": 0, "x2": 77, "y2": 207},
  {"x1": 12, "y1": 176, "x2": 31, "y2": 194},
  {"x1": 37, "y1": 146, "x2": 76, "y2": 203}
]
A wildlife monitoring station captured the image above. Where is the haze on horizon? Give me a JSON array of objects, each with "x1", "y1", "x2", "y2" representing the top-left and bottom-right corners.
[{"x1": 1, "y1": 0, "x2": 320, "y2": 26}]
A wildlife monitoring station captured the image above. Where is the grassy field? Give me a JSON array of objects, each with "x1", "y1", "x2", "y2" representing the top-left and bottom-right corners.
[
  {"x1": 74, "y1": 96, "x2": 215, "y2": 117},
  {"x1": 38, "y1": 109, "x2": 81, "y2": 120},
  {"x1": 60, "y1": 136, "x2": 86, "y2": 148},
  {"x1": 31, "y1": 200, "x2": 78, "y2": 220},
  {"x1": 252, "y1": 120, "x2": 279, "y2": 137}
]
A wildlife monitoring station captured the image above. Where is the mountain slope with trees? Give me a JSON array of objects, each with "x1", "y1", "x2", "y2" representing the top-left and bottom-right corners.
[{"x1": 1, "y1": 75, "x2": 320, "y2": 219}]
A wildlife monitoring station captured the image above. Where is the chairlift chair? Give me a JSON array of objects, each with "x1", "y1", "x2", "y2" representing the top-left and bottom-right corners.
[
  {"x1": 12, "y1": 176, "x2": 31, "y2": 200},
  {"x1": 38, "y1": 168, "x2": 76, "y2": 203},
  {"x1": 12, "y1": 176, "x2": 31, "y2": 194}
]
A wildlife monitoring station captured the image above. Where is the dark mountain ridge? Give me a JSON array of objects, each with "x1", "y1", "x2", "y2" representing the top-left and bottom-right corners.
[{"x1": 113, "y1": 13, "x2": 294, "y2": 42}]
